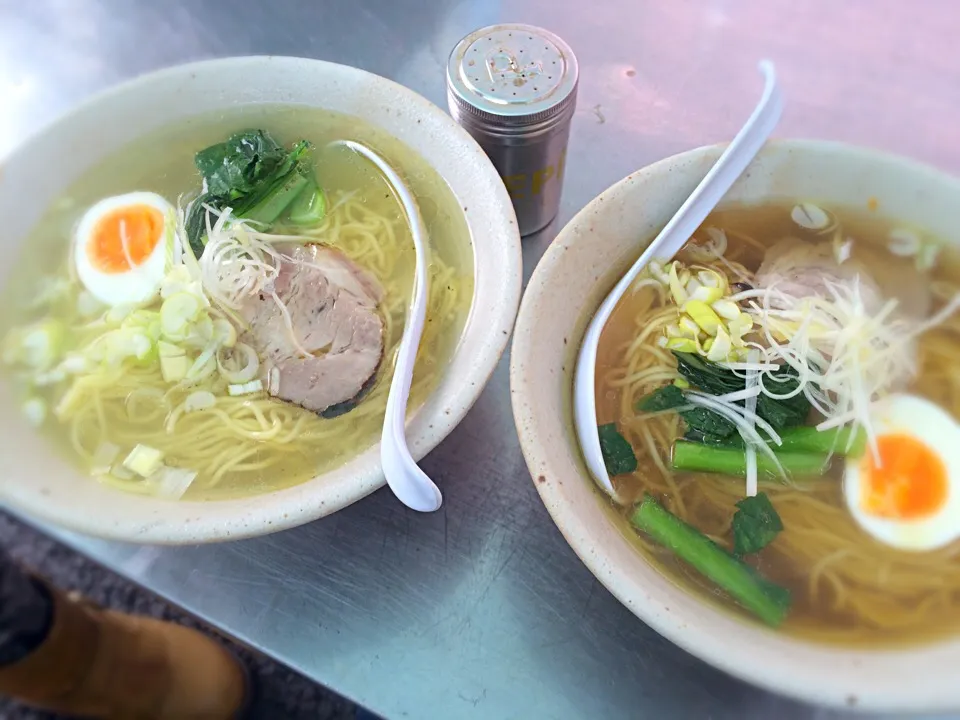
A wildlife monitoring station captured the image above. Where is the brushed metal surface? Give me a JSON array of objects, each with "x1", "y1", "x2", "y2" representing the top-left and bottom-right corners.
[{"x1": 3, "y1": 0, "x2": 959, "y2": 718}]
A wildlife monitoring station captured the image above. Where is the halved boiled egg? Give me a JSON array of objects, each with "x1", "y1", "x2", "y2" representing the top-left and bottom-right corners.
[
  {"x1": 844, "y1": 394, "x2": 960, "y2": 551},
  {"x1": 74, "y1": 192, "x2": 173, "y2": 307}
]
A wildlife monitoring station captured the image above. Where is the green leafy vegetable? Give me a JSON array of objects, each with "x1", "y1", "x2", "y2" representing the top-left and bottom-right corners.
[
  {"x1": 672, "y1": 351, "x2": 812, "y2": 431},
  {"x1": 630, "y1": 494, "x2": 791, "y2": 626},
  {"x1": 637, "y1": 383, "x2": 737, "y2": 437},
  {"x1": 679, "y1": 406, "x2": 738, "y2": 438},
  {"x1": 671, "y1": 440, "x2": 830, "y2": 478},
  {"x1": 598, "y1": 423, "x2": 638, "y2": 476},
  {"x1": 194, "y1": 130, "x2": 289, "y2": 198},
  {"x1": 732, "y1": 493, "x2": 784, "y2": 555},
  {"x1": 673, "y1": 352, "x2": 743, "y2": 395},
  {"x1": 637, "y1": 384, "x2": 686, "y2": 412},
  {"x1": 186, "y1": 131, "x2": 320, "y2": 258},
  {"x1": 184, "y1": 192, "x2": 220, "y2": 258}
]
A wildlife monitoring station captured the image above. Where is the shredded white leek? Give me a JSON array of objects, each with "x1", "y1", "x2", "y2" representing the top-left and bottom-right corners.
[
  {"x1": 686, "y1": 391, "x2": 782, "y2": 446},
  {"x1": 199, "y1": 205, "x2": 283, "y2": 310},
  {"x1": 743, "y1": 350, "x2": 760, "y2": 496},
  {"x1": 685, "y1": 393, "x2": 785, "y2": 478},
  {"x1": 198, "y1": 205, "x2": 314, "y2": 358},
  {"x1": 731, "y1": 277, "x2": 960, "y2": 461}
]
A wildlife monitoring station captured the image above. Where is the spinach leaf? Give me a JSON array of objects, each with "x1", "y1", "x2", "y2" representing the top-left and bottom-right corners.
[
  {"x1": 755, "y1": 369, "x2": 811, "y2": 430},
  {"x1": 184, "y1": 191, "x2": 224, "y2": 259},
  {"x1": 636, "y1": 382, "x2": 736, "y2": 439},
  {"x1": 637, "y1": 384, "x2": 687, "y2": 412},
  {"x1": 186, "y1": 132, "x2": 316, "y2": 256},
  {"x1": 673, "y1": 352, "x2": 742, "y2": 395},
  {"x1": 673, "y1": 352, "x2": 811, "y2": 431},
  {"x1": 598, "y1": 423, "x2": 638, "y2": 476},
  {"x1": 732, "y1": 492, "x2": 784, "y2": 555},
  {"x1": 680, "y1": 407, "x2": 737, "y2": 438},
  {"x1": 194, "y1": 130, "x2": 287, "y2": 198}
]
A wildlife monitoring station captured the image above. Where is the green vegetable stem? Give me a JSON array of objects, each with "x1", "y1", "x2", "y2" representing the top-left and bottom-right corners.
[
  {"x1": 630, "y1": 495, "x2": 791, "y2": 627},
  {"x1": 671, "y1": 441, "x2": 830, "y2": 478},
  {"x1": 775, "y1": 425, "x2": 866, "y2": 456}
]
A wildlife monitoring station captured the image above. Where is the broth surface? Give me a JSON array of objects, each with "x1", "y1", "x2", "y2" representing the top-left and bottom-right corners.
[{"x1": 2, "y1": 104, "x2": 474, "y2": 500}]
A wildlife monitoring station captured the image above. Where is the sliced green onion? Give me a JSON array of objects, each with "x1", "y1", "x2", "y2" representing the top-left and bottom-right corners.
[
  {"x1": 111, "y1": 463, "x2": 136, "y2": 481},
  {"x1": 77, "y1": 291, "x2": 104, "y2": 318},
  {"x1": 149, "y1": 466, "x2": 198, "y2": 500},
  {"x1": 185, "y1": 346, "x2": 217, "y2": 383},
  {"x1": 160, "y1": 354, "x2": 189, "y2": 383},
  {"x1": 228, "y1": 379, "x2": 264, "y2": 396},
  {"x1": 32, "y1": 369, "x2": 67, "y2": 387},
  {"x1": 122, "y1": 444, "x2": 165, "y2": 478},
  {"x1": 212, "y1": 318, "x2": 238, "y2": 348},
  {"x1": 184, "y1": 391, "x2": 216, "y2": 413},
  {"x1": 217, "y1": 342, "x2": 259, "y2": 384},
  {"x1": 7, "y1": 319, "x2": 66, "y2": 370},
  {"x1": 183, "y1": 315, "x2": 214, "y2": 350},
  {"x1": 22, "y1": 398, "x2": 47, "y2": 427},
  {"x1": 158, "y1": 340, "x2": 185, "y2": 359},
  {"x1": 160, "y1": 292, "x2": 204, "y2": 340},
  {"x1": 90, "y1": 442, "x2": 121, "y2": 475}
]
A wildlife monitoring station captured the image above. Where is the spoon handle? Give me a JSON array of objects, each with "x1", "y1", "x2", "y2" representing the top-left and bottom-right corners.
[
  {"x1": 332, "y1": 141, "x2": 442, "y2": 512},
  {"x1": 574, "y1": 61, "x2": 783, "y2": 497}
]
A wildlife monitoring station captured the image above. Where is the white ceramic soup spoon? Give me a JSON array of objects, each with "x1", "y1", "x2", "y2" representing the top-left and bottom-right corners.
[
  {"x1": 327, "y1": 140, "x2": 442, "y2": 512},
  {"x1": 572, "y1": 60, "x2": 784, "y2": 498}
]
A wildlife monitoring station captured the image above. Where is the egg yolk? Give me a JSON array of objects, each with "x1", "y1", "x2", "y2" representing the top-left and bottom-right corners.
[
  {"x1": 860, "y1": 434, "x2": 947, "y2": 519},
  {"x1": 87, "y1": 205, "x2": 164, "y2": 273}
]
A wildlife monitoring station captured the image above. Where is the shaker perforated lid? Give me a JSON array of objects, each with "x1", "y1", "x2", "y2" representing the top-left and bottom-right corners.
[{"x1": 446, "y1": 24, "x2": 579, "y2": 127}]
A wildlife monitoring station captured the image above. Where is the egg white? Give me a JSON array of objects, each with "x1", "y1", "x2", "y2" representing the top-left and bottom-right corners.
[
  {"x1": 74, "y1": 191, "x2": 172, "y2": 307},
  {"x1": 843, "y1": 393, "x2": 960, "y2": 551}
]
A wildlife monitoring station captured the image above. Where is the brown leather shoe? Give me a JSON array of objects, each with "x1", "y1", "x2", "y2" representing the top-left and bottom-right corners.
[{"x1": 0, "y1": 580, "x2": 249, "y2": 719}]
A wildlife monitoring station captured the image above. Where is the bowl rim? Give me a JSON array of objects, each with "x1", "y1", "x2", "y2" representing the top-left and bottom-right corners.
[
  {"x1": 0, "y1": 55, "x2": 522, "y2": 543},
  {"x1": 510, "y1": 138, "x2": 960, "y2": 711}
]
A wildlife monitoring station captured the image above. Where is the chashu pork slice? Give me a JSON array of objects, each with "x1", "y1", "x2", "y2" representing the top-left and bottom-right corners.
[{"x1": 240, "y1": 244, "x2": 385, "y2": 416}]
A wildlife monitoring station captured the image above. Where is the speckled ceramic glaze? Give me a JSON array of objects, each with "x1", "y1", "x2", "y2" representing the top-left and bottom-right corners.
[
  {"x1": 0, "y1": 57, "x2": 521, "y2": 543},
  {"x1": 510, "y1": 140, "x2": 960, "y2": 711}
]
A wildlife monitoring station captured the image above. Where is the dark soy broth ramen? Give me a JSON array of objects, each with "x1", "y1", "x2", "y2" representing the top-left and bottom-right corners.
[{"x1": 595, "y1": 200, "x2": 960, "y2": 645}]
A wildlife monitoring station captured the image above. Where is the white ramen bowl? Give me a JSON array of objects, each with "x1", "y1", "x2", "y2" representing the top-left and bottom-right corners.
[
  {"x1": 510, "y1": 140, "x2": 960, "y2": 712},
  {"x1": 0, "y1": 56, "x2": 521, "y2": 544}
]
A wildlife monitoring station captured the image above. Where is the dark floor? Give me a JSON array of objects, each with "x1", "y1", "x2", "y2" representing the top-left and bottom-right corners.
[{"x1": 0, "y1": 512, "x2": 359, "y2": 720}]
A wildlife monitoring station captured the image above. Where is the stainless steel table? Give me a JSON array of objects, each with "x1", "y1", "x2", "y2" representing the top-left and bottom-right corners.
[{"x1": 3, "y1": 1, "x2": 959, "y2": 718}]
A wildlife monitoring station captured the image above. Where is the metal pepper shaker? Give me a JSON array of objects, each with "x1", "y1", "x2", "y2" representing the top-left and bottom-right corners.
[{"x1": 446, "y1": 24, "x2": 579, "y2": 236}]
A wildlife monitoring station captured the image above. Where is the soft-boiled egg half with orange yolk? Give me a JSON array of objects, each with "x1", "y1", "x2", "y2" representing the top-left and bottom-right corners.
[
  {"x1": 844, "y1": 393, "x2": 960, "y2": 551},
  {"x1": 74, "y1": 192, "x2": 173, "y2": 307}
]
